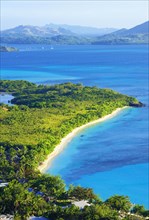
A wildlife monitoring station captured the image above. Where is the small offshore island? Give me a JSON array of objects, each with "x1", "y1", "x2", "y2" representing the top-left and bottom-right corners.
[
  {"x1": 0, "y1": 45, "x2": 18, "y2": 52},
  {"x1": 0, "y1": 80, "x2": 148, "y2": 219}
]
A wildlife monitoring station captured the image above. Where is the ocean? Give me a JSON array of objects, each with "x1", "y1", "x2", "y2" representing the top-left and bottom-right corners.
[{"x1": 1, "y1": 44, "x2": 148, "y2": 207}]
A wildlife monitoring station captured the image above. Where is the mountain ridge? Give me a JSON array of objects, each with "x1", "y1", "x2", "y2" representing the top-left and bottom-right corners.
[
  {"x1": 93, "y1": 21, "x2": 149, "y2": 44},
  {"x1": 45, "y1": 23, "x2": 117, "y2": 36},
  {"x1": 120, "y1": 20, "x2": 149, "y2": 35},
  {"x1": 1, "y1": 21, "x2": 148, "y2": 45},
  {"x1": 1, "y1": 25, "x2": 75, "y2": 37}
]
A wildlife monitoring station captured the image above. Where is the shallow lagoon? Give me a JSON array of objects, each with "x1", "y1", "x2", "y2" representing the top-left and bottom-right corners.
[{"x1": 0, "y1": 93, "x2": 14, "y2": 105}]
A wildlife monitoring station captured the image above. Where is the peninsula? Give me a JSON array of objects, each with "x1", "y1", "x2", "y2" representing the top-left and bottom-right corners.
[
  {"x1": 0, "y1": 80, "x2": 148, "y2": 219},
  {"x1": 0, "y1": 80, "x2": 143, "y2": 174}
]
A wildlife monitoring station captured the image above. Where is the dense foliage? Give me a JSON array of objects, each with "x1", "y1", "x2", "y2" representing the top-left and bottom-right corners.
[
  {"x1": 0, "y1": 81, "x2": 143, "y2": 180},
  {"x1": 105, "y1": 195, "x2": 132, "y2": 212},
  {"x1": 1, "y1": 178, "x2": 148, "y2": 220},
  {"x1": 0, "y1": 80, "x2": 37, "y2": 93},
  {"x1": 0, "y1": 80, "x2": 147, "y2": 219}
]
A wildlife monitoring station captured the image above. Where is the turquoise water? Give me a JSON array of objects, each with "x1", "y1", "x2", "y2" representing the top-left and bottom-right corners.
[
  {"x1": 1, "y1": 45, "x2": 148, "y2": 207},
  {"x1": 48, "y1": 107, "x2": 148, "y2": 207}
]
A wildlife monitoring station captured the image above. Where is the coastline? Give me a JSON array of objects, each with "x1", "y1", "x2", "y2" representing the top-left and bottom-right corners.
[{"x1": 38, "y1": 106, "x2": 128, "y2": 173}]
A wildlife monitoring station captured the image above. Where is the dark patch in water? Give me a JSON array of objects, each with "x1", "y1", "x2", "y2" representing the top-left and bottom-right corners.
[
  {"x1": 61, "y1": 138, "x2": 148, "y2": 183},
  {"x1": 80, "y1": 135, "x2": 85, "y2": 138}
]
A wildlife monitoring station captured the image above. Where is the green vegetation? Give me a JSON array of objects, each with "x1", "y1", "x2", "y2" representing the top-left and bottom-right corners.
[
  {"x1": 0, "y1": 35, "x2": 92, "y2": 45},
  {"x1": 67, "y1": 185, "x2": 99, "y2": 202},
  {"x1": 0, "y1": 178, "x2": 148, "y2": 219},
  {"x1": 105, "y1": 195, "x2": 132, "y2": 212},
  {"x1": 0, "y1": 80, "x2": 147, "y2": 219},
  {"x1": 0, "y1": 80, "x2": 143, "y2": 180},
  {"x1": 0, "y1": 80, "x2": 37, "y2": 93},
  {"x1": 1, "y1": 33, "x2": 148, "y2": 45},
  {"x1": 131, "y1": 205, "x2": 149, "y2": 217},
  {"x1": 92, "y1": 34, "x2": 149, "y2": 45}
]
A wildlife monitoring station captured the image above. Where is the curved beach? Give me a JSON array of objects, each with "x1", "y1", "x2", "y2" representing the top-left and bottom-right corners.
[{"x1": 38, "y1": 106, "x2": 128, "y2": 172}]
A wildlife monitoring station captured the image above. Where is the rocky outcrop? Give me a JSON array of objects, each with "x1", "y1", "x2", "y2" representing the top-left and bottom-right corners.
[{"x1": 0, "y1": 46, "x2": 18, "y2": 52}]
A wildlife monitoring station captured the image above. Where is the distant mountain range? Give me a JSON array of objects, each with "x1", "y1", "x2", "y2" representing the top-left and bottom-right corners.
[
  {"x1": 45, "y1": 24, "x2": 117, "y2": 36},
  {"x1": 1, "y1": 25, "x2": 75, "y2": 37},
  {"x1": 1, "y1": 21, "x2": 148, "y2": 45},
  {"x1": 1, "y1": 24, "x2": 117, "y2": 37}
]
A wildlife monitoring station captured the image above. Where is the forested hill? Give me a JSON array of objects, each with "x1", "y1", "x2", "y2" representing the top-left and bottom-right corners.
[
  {"x1": 0, "y1": 80, "x2": 143, "y2": 148},
  {"x1": 0, "y1": 79, "x2": 143, "y2": 174},
  {"x1": 0, "y1": 79, "x2": 143, "y2": 176},
  {"x1": 0, "y1": 80, "x2": 147, "y2": 219},
  {"x1": 93, "y1": 21, "x2": 149, "y2": 45},
  {"x1": 0, "y1": 80, "x2": 143, "y2": 108}
]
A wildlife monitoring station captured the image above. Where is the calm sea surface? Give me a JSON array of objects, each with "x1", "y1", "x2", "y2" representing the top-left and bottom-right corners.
[{"x1": 1, "y1": 45, "x2": 148, "y2": 207}]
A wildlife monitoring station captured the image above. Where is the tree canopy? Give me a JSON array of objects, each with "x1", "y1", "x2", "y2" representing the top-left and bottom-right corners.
[{"x1": 0, "y1": 80, "x2": 147, "y2": 219}]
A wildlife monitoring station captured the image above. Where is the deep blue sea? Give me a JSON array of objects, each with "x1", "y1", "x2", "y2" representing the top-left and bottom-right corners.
[{"x1": 1, "y1": 45, "x2": 148, "y2": 207}]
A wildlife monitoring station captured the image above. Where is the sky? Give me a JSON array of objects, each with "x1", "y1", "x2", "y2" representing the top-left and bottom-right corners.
[{"x1": 1, "y1": 0, "x2": 149, "y2": 30}]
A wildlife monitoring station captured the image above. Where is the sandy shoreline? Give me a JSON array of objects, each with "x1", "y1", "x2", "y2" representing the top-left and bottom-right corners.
[{"x1": 38, "y1": 106, "x2": 128, "y2": 173}]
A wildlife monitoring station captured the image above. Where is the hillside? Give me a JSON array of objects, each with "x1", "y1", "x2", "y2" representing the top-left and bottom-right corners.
[
  {"x1": 0, "y1": 80, "x2": 143, "y2": 171},
  {"x1": 0, "y1": 24, "x2": 116, "y2": 45},
  {"x1": 120, "y1": 21, "x2": 149, "y2": 35},
  {"x1": 0, "y1": 25, "x2": 90, "y2": 44},
  {"x1": 0, "y1": 21, "x2": 148, "y2": 44},
  {"x1": 0, "y1": 80, "x2": 148, "y2": 219},
  {"x1": 1, "y1": 25, "x2": 75, "y2": 37},
  {"x1": 46, "y1": 23, "x2": 117, "y2": 36},
  {"x1": 93, "y1": 21, "x2": 149, "y2": 44}
]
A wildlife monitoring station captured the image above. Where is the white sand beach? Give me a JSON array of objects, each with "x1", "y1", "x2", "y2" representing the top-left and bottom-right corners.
[{"x1": 38, "y1": 106, "x2": 128, "y2": 172}]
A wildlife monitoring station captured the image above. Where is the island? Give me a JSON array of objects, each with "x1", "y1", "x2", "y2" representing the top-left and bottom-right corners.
[
  {"x1": 0, "y1": 80, "x2": 148, "y2": 219},
  {"x1": 0, "y1": 45, "x2": 18, "y2": 52}
]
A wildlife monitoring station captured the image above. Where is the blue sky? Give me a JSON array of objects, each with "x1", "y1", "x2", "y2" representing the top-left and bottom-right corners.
[{"x1": 1, "y1": 0, "x2": 148, "y2": 30}]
